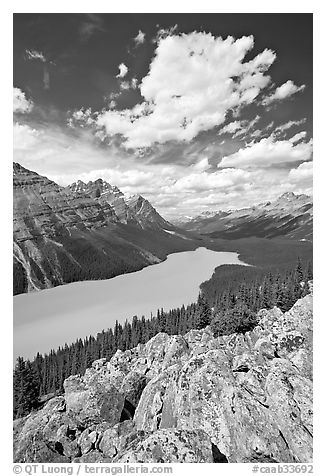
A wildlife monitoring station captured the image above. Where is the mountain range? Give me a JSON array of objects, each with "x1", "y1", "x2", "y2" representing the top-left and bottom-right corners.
[
  {"x1": 13, "y1": 163, "x2": 313, "y2": 296},
  {"x1": 13, "y1": 163, "x2": 196, "y2": 295},
  {"x1": 176, "y1": 192, "x2": 313, "y2": 241}
]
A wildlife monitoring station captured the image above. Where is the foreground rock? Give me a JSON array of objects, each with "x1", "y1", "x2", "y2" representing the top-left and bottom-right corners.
[{"x1": 13, "y1": 292, "x2": 313, "y2": 463}]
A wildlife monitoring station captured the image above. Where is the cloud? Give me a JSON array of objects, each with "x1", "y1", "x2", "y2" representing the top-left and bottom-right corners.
[
  {"x1": 288, "y1": 161, "x2": 313, "y2": 183},
  {"x1": 13, "y1": 115, "x2": 312, "y2": 219},
  {"x1": 193, "y1": 157, "x2": 210, "y2": 172},
  {"x1": 68, "y1": 108, "x2": 95, "y2": 128},
  {"x1": 116, "y1": 63, "x2": 128, "y2": 78},
  {"x1": 93, "y1": 32, "x2": 276, "y2": 148},
  {"x1": 13, "y1": 123, "x2": 40, "y2": 149},
  {"x1": 219, "y1": 115, "x2": 260, "y2": 138},
  {"x1": 120, "y1": 81, "x2": 130, "y2": 91},
  {"x1": 134, "y1": 30, "x2": 146, "y2": 46},
  {"x1": 218, "y1": 136, "x2": 313, "y2": 169},
  {"x1": 13, "y1": 88, "x2": 33, "y2": 113},
  {"x1": 69, "y1": 168, "x2": 154, "y2": 190},
  {"x1": 25, "y1": 49, "x2": 51, "y2": 89},
  {"x1": 43, "y1": 65, "x2": 50, "y2": 90},
  {"x1": 274, "y1": 119, "x2": 307, "y2": 134},
  {"x1": 25, "y1": 49, "x2": 46, "y2": 62},
  {"x1": 289, "y1": 131, "x2": 307, "y2": 144},
  {"x1": 218, "y1": 121, "x2": 242, "y2": 135},
  {"x1": 155, "y1": 24, "x2": 178, "y2": 42},
  {"x1": 13, "y1": 122, "x2": 115, "y2": 179},
  {"x1": 263, "y1": 80, "x2": 305, "y2": 105},
  {"x1": 171, "y1": 168, "x2": 250, "y2": 193},
  {"x1": 79, "y1": 14, "x2": 105, "y2": 41}
]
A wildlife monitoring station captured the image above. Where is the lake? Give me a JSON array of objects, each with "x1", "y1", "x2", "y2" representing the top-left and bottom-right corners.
[{"x1": 13, "y1": 247, "x2": 248, "y2": 359}]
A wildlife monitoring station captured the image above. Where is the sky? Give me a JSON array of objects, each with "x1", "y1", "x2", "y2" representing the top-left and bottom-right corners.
[{"x1": 13, "y1": 13, "x2": 313, "y2": 219}]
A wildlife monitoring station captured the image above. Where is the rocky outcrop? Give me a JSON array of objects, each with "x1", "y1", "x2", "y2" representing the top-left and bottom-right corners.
[{"x1": 13, "y1": 292, "x2": 313, "y2": 463}]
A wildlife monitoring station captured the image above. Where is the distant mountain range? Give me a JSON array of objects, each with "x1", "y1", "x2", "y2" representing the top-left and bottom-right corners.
[
  {"x1": 176, "y1": 192, "x2": 312, "y2": 241},
  {"x1": 13, "y1": 163, "x2": 196, "y2": 295},
  {"x1": 13, "y1": 163, "x2": 313, "y2": 295}
]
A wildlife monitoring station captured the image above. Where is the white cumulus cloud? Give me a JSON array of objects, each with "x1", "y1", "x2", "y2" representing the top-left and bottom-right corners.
[
  {"x1": 218, "y1": 136, "x2": 313, "y2": 169},
  {"x1": 193, "y1": 157, "x2": 210, "y2": 172},
  {"x1": 94, "y1": 32, "x2": 276, "y2": 149},
  {"x1": 263, "y1": 80, "x2": 305, "y2": 105},
  {"x1": 13, "y1": 88, "x2": 33, "y2": 114},
  {"x1": 289, "y1": 131, "x2": 307, "y2": 144},
  {"x1": 171, "y1": 168, "x2": 251, "y2": 193},
  {"x1": 116, "y1": 63, "x2": 128, "y2": 78},
  {"x1": 288, "y1": 161, "x2": 313, "y2": 182},
  {"x1": 274, "y1": 119, "x2": 307, "y2": 134},
  {"x1": 134, "y1": 30, "x2": 146, "y2": 45},
  {"x1": 219, "y1": 115, "x2": 260, "y2": 138},
  {"x1": 13, "y1": 123, "x2": 40, "y2": 150}
]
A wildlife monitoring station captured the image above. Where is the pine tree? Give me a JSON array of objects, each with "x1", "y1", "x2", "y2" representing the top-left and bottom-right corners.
[
  {"x1": 295, "y1": 257, "x2": 304, "y2": 282},
  {"x1": 13, "y1": 358, "x2": 40, "y2": 418},
  {"x1": 195, "y1": 294, "x2": 212, "y2": 329},
  {"x1": 306, "y1": 261, "x2": 313, "y2": 281},
  {"x1": 211, "y1": 303, "x2": 257, "y2": 337}
]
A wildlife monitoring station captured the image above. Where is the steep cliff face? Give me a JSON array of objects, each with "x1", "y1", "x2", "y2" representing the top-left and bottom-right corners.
[
  {"x1": 125, "y1": 194, "x2": 173, "y2": 230},
  {"x1": 13, "y1": 163, "x2": 114, "y2": 241},
  {"x1": 67, "y1": 180, "x2": 173, "y2": 230},
  {"x1": 13, "y1": 164, "x2": 193, "y2": 295},
  {"x1": 13, "y1": 291, "x2": 313, "y2": 463}
]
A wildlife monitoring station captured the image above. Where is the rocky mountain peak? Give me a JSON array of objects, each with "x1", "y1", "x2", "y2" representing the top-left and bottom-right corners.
[
  {"x1": 13, "y1": 162, "x2": 27, "y2": 175},
  {"x1": 68, "y1": 180, "x2": 87, "y2": 194},
  {"x1": 13, "y1": 163, "x2": 183, "y2": 294},
  {"x1": 125, "y1": 194, "x2": 173, "y2": 229},
  {"x1": 179, "y1": 191, "x2": 313, "y2": 240},
  {"x1": 280, "y1": 191, "x2": 296, "y2": 200},
  {"x1": 277, "y1": 192, "x2": 310, "y2": 203}
]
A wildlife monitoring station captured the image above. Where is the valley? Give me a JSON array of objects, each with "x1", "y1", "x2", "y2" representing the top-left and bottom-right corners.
[
  {"x1": 14, "y1": 247, "x2": 248, "y2": 359},
  {"x1": 12, "y1": 13, "x2": 314, "y2": 465},
  {"x1": 13, "y1": 163, "x2": 201, "y2": 295},
  {"x1": 13, "y1": 163, "x2": 313, "y2": 297},
  {"x1": 12, "y1": 162, "x2": 313, "y2": 361},
  {"x1": 12, "y1": 170, "x2": 313, "y2": 464},
  {"x1": 176, "y1": 192, "x2": 313, "y2": 241}
]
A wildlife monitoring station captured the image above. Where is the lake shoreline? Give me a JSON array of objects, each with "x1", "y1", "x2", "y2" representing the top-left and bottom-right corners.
[{"x1": 14, "y1": 247, "x2": 248, "y2": 359}]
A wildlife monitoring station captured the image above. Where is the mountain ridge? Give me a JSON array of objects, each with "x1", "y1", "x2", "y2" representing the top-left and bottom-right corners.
[
  {"x1": 13, "y1": 163, "x2": 197, "y2": 295},
  {"x1": 177, "y1": 192, "x2": 312, "y2": 240}
]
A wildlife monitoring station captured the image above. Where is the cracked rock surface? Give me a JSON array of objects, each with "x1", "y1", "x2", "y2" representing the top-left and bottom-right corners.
[{"x1": 13, "y1": 292, "x2": 313, "y2": 463}]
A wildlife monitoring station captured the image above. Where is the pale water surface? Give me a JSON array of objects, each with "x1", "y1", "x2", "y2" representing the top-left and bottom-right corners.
[{"x1": 14, "y1": 247, "x2": 248, "y2": 359}]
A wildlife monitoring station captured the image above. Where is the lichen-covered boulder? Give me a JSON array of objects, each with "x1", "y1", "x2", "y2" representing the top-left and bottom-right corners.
[
  {"x1": 99, "y1": 421, "x2": 147, "y2": 459},
  {"x1": 64, "y1": 375, "x2": 124, "y2": 427},
  {"x1": 13, "y1": 397, "x2": 71, "y2": 463},
  {"x1": 14, "y1": 292, "x2": 313, "y2": 464},
  {"x1": 115, "y1": 429, "x2": 215, "y2": 463},
  {"x1": 265, "y1": 359, "x2": 313, "y2": 463}
]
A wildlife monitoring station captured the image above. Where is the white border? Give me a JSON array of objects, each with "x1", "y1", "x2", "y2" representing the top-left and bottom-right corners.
[{"x1": 3, "y1": 2, "x2": 324, "y2": 473}]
